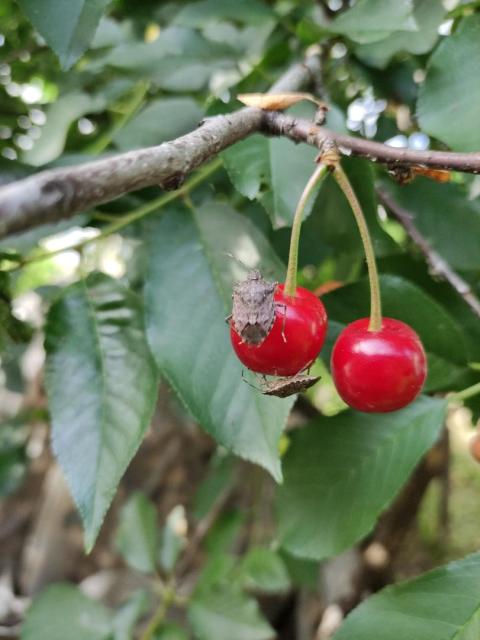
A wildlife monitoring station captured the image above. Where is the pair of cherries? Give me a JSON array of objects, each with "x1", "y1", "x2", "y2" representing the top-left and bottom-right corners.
[{"x1": 231, "y1": 284, "x2": 427, "y2": 412}]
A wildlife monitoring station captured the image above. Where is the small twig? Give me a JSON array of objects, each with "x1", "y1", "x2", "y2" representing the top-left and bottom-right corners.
[
  {"x1": 438, "y1": 427, "x2": 450, "y2": 539},
  {"x1": 139, "y1": 464, "x2": 235, "y2": 637},
  {"x1": 377, "y1": 187, "x2": 480, "y2": 319},
  {"x1": 262, "y1": 111, "x2": 480, "y2": 174},
  {"x1": 174, "y1": 484, "x2": 234, "y2": 580},
  {"x1": 139, "y1": 583, "x2": 176, "y2": 640}
]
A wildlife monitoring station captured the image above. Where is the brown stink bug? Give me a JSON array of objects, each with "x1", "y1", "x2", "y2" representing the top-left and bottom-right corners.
[
  {"x1": 242, "y1": 371, "x2": 321, "y2": 398},
  {"x1": 228, "y1": 270, "x2": 284, "y2": 345}
]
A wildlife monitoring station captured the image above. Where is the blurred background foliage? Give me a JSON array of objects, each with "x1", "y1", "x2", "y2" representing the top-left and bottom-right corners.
[{"x1": 1, "y1": 1, "x2": 480, "y2": 639}]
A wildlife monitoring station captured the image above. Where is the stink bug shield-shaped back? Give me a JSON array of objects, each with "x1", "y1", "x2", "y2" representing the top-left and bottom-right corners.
[
  {"x1": 242, "y1": 371, "x2": 321, "y2": 398},
  {"x1": 230, "y1": 270, "x2": 279, "y2": 345}
]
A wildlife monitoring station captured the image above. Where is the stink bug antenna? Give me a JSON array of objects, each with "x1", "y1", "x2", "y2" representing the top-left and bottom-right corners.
[
  {"x1": 223, "y1": 252, "x2": 276, "y2": 280},
  {"x1": 224, "y1": 252, "x2": 241, "y2": 264},
  {"x1": 223, "y1": 252, "x2": 252, "y2": 271}
]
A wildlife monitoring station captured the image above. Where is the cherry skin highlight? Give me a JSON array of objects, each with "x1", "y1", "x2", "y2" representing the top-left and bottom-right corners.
[
  {"x1": 230, "y1": 284, "x2": 327, "y2": 376},
  {"x1": 331, "y1": 317, "x2": 427, "y2": 413}
]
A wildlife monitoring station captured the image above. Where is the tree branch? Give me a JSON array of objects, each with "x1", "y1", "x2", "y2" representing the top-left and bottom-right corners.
[
  {"x1": 261, "y1": 111, "x2": 480, "y2": 173},
  {"x1": 377, "y1": 187, "x2": 480, "y2": 319},
  {"x1": 0, "y1": 109, "x2": 263, "y2": 239},
  {"x1": 2, "y1": 50, "x2": 480, "y2": 240},
  {"x1": 0, "y1": 57, "x2": 319, "y2": 240},
  {"x1": 174, "y1": 483, "x2": 234, "y2": 582}
]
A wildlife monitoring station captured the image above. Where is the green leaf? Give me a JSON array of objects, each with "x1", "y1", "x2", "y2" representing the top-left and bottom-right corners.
[
  {"x1": 0, "y1": 214, "x2": 88, "y2": 257},
  {"x1": 222, "y1": 136, "x2": 268, "y2": 201},
  {"x1": 173, "y1": 0, "x2": 274, "y2": 27},
  {"x1": 331, "y1": 0, "x2": 417, "y2": 44},
  {"x1": 424, "y1": 353, "x2": 474, "y2": 394},
  {"x1": 155, "y1": 623, "x2": 189, "y2": 640},
  {"x1": 234, "y1": 156, "x2": 395, "y2": 261},
  {"x1": 0, "y1": 419, "x2": 28, "y2": 497},
  {"x1": 203, "y1": 21, "x2": 275, "y2": 61},
  {"x1": 240, "y1": 548, "x2": 291, "y2": 593},
  {"x1": 0, "y1": 299, "x2": 10, "y2": 352},
  {"x1": 277, "y1": 396, "x2": 446, "y2": 560},
  {"x1": 114, "y1": 98, "x2": 203, "y2": 151},
  {"x1": 95, "y1": 26, "x2": 235, "y2": 92},
  {"x1": 417, "y1": 15, "x2": 480, "y2": 151},
  {"x1": 309, "y1": 159, "x2": 396, "y2": 258},
  {"x1": 204, "y1": 510, "x2": 245, "y2": 556},
  {"x1": 91, "y1": 16, "x2": 133, "y2": 49},
  {"x1": 17, "y1": 0, "x2": 110, "y2": 70},
  {"x1": 159, "y1": 505, "x2": 187, "y2": 573},
  {"x1": 195, "y1": 553, "x2": 238, "y2": 594},
  {"x1": 116, "y1": 492, "x2": 158, "y2": 573},
  {"x1": 23, "y1": 92, "x2": 106, "y2": 166},
  {"x1": 334, "y1": 552, "x2": 480, "y2": 640},
  {"x1": 381, "y1": 179, "x2": 480, "y2": 271},
  {"x1": 21, "y1": 584, "x2": 112, "y2": 640},
  {"x1": 322, "y1": 275, "x2": 469, "y2": 391},
  {"x1": 356, "y1": 0, "x2": 446, "y2": 68},
  {"x1": 45, "y1": 273, "x2": 158, "y2": 550},
  {"x1": 222, "y1": 131, "x2": 319, "y2": 228},
  {"x1": 189, "y1": 588, "x2": 273, "y2": 640},
  {"x1": 193, "y1": 452, "x2": 235, "y2": 520},
  {"x1": 280, "y1": 551, "x2": 319, "y2": 589},
  {"x1": 153, "y1": 58, "x2": 233, "y2": 93},
  {"x1": 376, "y1": 252, "x2": 480, "y2": 363},
  {"x1": 144, "y1": 202, "x2": 294, "y2": 481},
  {"x1": 113, "y1": 591, "x2": 149, "y2": 640}
]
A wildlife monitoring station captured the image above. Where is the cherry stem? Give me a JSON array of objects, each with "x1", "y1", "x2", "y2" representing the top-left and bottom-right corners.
[
  {"x1": 333, "y1": 163, "x2": 382, "y2": 332},
  {"x1": 450, "y1": 381, "x2": 480, "y2": 403},
  {"x1": 284, "y1": 163, "x2": 328, "y2": 297}
]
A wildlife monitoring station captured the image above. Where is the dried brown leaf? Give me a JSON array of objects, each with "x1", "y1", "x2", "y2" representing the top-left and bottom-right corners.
[
  {"x1": 237, "y1": 92, "x2": 327, "y2": 111},
  {"x1": 412, "y1": 166, "x2": 451, "y2": 183}
]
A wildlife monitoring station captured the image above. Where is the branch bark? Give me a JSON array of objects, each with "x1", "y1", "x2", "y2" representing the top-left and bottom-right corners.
[
  {"x1": 2, "y1": 51, "x2": 480, "y2": 239},
  {"x1": 377, "y1": 187, "x2": 480, "y2": 319},
  {"x1": 0, "y1": 109, "x2": 264, "y2": 238},
  {"x1": 261, "y1": 111, "x2": 480, "y2": 173},
  {"x1": 0, "y1": 57, "x2": 319, "y2": 240}
]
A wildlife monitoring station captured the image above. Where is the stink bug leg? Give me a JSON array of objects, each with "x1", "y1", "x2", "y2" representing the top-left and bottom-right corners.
[{"x1": 241, "y1": 369, "x2": 263, "y2": 393}]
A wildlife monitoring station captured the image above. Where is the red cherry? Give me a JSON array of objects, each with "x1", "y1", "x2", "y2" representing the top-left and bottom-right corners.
[
  {"x1": 469, "y1": 434, "x2": 480, "y2": 463},
  {"x1": 331, "y1": 317, "x2": 427, "y2": 413},
  {"x1": 230, "y1": 284, "x2": 327, "y2": 376}
]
